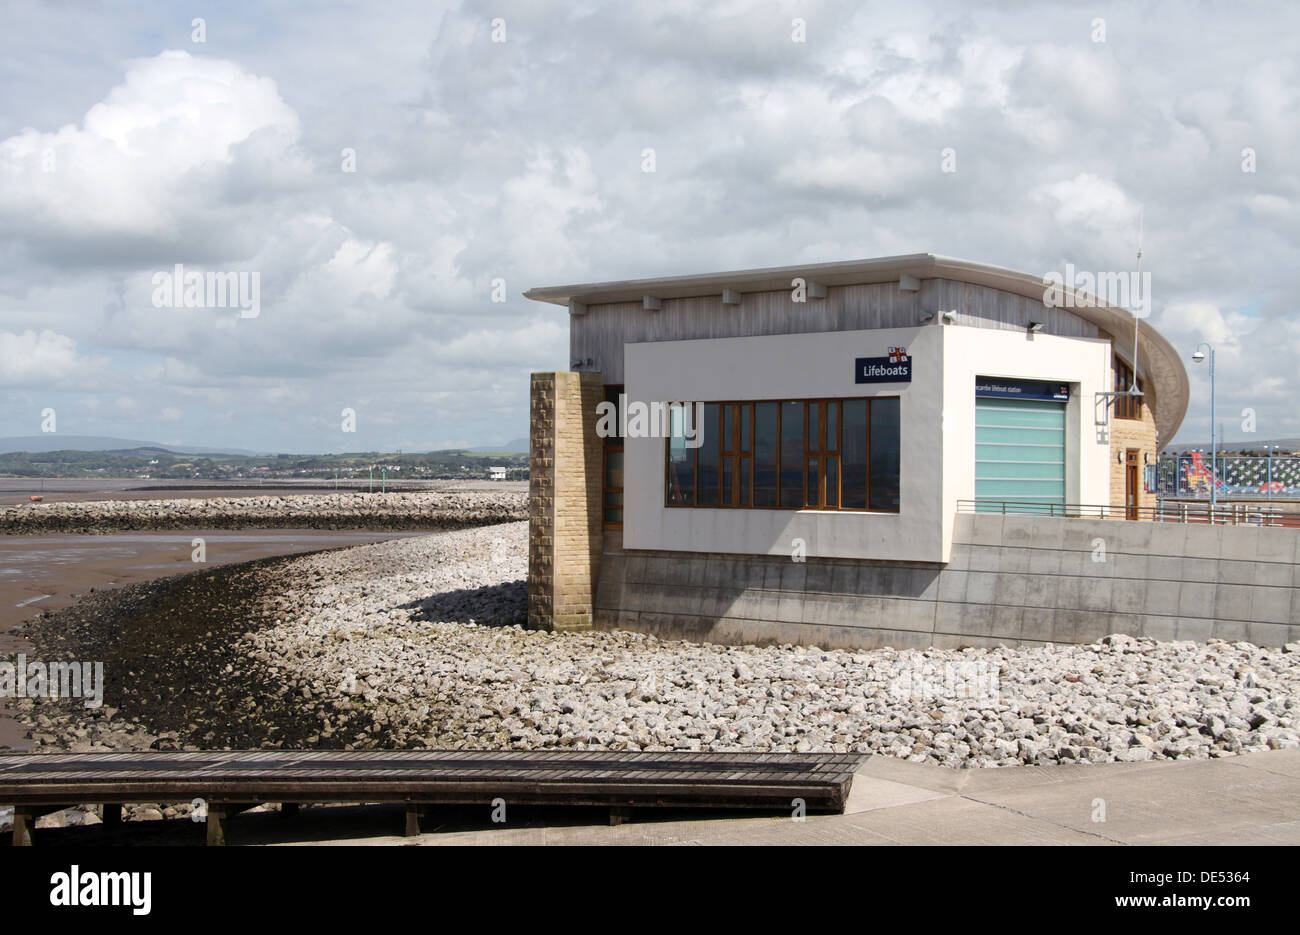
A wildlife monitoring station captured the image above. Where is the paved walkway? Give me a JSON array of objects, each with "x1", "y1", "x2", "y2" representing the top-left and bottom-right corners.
[{"x1": 298, "y1": 748, "x2": 1300, "y2": 846}]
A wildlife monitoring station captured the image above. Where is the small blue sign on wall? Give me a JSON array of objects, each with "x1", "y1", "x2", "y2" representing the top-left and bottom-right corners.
[
  {"x1": 975, "y1": 377, "x2": 1070, "y2": 400},
  {"x1": 856, "y1": 347, "x2": 912, "y2": 384}
]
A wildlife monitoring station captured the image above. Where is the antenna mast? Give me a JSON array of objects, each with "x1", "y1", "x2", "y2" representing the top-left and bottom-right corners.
[{"x1": 1130, "y1": 207, "x2": 1143, "y2": 395}]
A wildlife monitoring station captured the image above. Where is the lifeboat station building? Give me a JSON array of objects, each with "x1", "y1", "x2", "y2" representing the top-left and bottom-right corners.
[{"x1": 525, "y1": 254, "x2": 1299, "y2": 650}]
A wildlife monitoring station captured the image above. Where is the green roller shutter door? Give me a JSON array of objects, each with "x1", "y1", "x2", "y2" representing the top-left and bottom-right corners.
[{"x1": 975, "y1": 397, "x2": 1066, "y2": 512}]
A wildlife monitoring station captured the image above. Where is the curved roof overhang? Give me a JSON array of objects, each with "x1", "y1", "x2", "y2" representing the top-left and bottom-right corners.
[{"x1": 525, "y1": 253, "x2": 1190, "y2": 444}]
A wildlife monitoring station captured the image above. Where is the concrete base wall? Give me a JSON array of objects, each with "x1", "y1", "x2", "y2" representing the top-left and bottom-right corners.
[{"x1": 593, "y1": 515, "x2": 1300, "y2": 649}]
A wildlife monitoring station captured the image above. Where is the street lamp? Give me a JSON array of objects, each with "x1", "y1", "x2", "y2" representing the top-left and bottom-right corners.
[{"x1": 1192, "y1": 343, "x2": 1216, "y2": 518}]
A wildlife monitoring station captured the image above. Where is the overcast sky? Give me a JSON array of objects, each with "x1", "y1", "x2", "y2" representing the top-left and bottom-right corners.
[{"x1": 0, "y1": 0, "x2": 1295, "y2": 453}]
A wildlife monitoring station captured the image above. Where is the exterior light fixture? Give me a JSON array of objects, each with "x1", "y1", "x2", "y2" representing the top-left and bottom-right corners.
[
  {"x1": 1028, "y1": 321, "x2": 1044, "y2": 333},
  {"x1": 941, "y1": 310, "x2": 957, "y2": 324},
  {"x1": 1193, "y1": 342, "x2": 1216, "y2": 514},
  {"x1": 920, "y1": 312, "x2": 935, "y2": 324}
]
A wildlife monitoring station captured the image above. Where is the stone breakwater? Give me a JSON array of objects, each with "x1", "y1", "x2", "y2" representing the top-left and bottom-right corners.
[
  {"x1": 0, "y1": 490, "x2": 526, "y2": 534},
  {"x1": 15, "y1": 521, "x2": 1299, "y2": 778},
  {"x1": 250, "y1": 521, "x2": 1300, "y2": 762}
]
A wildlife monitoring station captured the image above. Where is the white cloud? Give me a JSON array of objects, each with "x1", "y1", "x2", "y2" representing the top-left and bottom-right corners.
[
  {"x1": 0, "y1": 50, "x2": 306, "y2": 251},
  {"x1": 0, "y1": 6, "x2": 1298, "y2": 448},
  {"x1": 0, "y1": 330, "x2": 105, "y2": 386},
  {"x1": 1032, "y1": 173, "x2": 1140, "y2": 237}
]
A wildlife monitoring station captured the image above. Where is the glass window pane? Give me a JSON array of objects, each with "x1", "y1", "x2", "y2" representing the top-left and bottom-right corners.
[
  {"x1": 604, "y1": 508, "x2": 623, "y2": 524},
  {"x1": 604, "y1": 492, "x2": 623, "y2": 507},
  {"x1": 841, "y1": 400, "x2": 866, "y2": 508},
  {"x1": 667, "y1": 406, "x2": 696, "y2": 506},
  {"x1": 754, "y1": 402, "x2": 779, "y2": 507},
  {"x1": 740, "y1": 456, "x2": 750, "y2": 505},
  {"x1": 605, "y1": 450, "x2": 623, "y2": 488},
  {"x1": 698, "y1": 403, "x2": 720, "y2": 506},
  {"x1": 667, "y1": 436, "x2": 695, "y2": 505},
  {"x1": 722, "y1": 457, "x2": 734, "y2": 505},
  {"x1": 780, "y1": 401, "x2": 804, "y2": 508},
  {"x1": 825, "y1": 457, "x2": 838, "y2": 507},
  {"x1": 806, "y1": 457, "x2": 820, "y2": 506},
  {"x1": 827, "y1": 401, "x2": 838, "y2": 452},
  {"x1": 741, "y1": 404, "x2": 750, "y2": 452},
  {"x1": 808, "y1": 403, "x2": 819, "y2": 452},
  {"x1": 869, "y1": 398, "x2": 901, "y2": 511},
  {"x1": 722, "y1": 405, "x2": 734, "y2": 453}
]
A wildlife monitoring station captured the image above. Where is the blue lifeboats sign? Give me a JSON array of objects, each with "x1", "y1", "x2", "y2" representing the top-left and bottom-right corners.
[
  {"x1": 975, "y1": 377, "x2": 1070, "y2": 400},
  {"x1": 856, "y1": 347, "x2": 912, "y2": 384}
]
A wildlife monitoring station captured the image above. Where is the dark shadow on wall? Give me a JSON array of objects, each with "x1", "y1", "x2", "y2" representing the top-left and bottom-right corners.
[{"x1": 398, "y1": 579, "x2": 527, "y2": 628}]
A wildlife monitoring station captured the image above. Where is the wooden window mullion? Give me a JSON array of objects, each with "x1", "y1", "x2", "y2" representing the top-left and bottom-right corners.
[
  {"x1": 835, "y1": 401, "x2": 842, "y2": 508},
  {"x1": 820, "y1": 401, "x2": 827, "y2": 507},
  {"x1": 864, "y1": 399, "x2": 872, "y2": 509}
]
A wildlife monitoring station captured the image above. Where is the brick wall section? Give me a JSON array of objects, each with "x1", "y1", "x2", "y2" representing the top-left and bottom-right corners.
[
  {"x1": 1109, "y1": 406, "x2": 1159, "y2": 510},
  {"x1": 1100, "y1": 333, "x2": 1160, "y2": 510},
  {"x1": 528, "y1": 371, "x2": 604, "y2": 631},
  {"x1": 593, "y1": 518, "x2": 1300, "y2": 650},
  {"x1": 527, "y1": 373, "x2": 556, "y2": 628}
]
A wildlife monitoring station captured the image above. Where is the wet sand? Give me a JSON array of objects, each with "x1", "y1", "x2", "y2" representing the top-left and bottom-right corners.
[{"x1": 0, "y1": 529, "x2": 425, "y2": 749}]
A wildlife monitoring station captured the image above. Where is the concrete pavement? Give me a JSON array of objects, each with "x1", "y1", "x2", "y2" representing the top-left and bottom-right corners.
[{"x1": 298, "y1": 748, "x2": 1300, "y2": 846}]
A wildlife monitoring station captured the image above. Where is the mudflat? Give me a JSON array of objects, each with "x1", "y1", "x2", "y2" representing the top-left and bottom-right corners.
[{"x1": 0, "y1": 529, "x2": 424, "y2": 749}]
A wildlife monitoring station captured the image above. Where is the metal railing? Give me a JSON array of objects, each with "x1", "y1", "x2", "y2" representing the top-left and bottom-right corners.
[
  {"x1": 1153, "y1": 453, "x2": 1300, "y2": 500},
  {"x1": 957, "y1": 499, "x2": 1287, "y2": 526}
]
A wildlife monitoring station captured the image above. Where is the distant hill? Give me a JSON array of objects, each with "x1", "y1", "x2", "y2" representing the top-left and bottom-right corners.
[
  {"x1": 0, "y1": 435, "x2": 263, "y2": 456},
  {"x1": 0, "y1": 434, "x2": 531, "y2": 458},
  {"x1": 468, "y1": 437, "x2": 529, "y2": 454}
]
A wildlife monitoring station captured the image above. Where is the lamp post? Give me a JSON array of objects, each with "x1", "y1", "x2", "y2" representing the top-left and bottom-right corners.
[{"x1": 1192, "y1": 343, "x2": 1216, "y2": 518}]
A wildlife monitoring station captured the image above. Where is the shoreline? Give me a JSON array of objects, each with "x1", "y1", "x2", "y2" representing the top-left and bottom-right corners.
[
  {"x1": 10, "y1": 519, "x2": 1298, "y2": 763},
  {"x1": 0, "y1": 489, "x2": 525, "y2": 535},
  {"x1": 4, "y1": 520, "x2": 1298, "y2": 834},
  {"x1": 0, "y1": 528, "x2": 443, "y2": 751}
]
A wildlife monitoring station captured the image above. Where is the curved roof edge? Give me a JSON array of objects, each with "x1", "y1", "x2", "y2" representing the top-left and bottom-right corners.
[{"x1": 525, "y1": 253, "x2": 1189, "y2": 444}]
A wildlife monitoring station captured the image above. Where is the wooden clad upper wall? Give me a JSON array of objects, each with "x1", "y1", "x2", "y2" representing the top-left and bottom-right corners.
[{"x1": 574, "y1": 279, "x2": 1100, "y2": 383}]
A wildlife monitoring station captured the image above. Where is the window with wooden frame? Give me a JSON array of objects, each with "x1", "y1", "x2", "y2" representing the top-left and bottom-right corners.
[
  {"x1": 665, "y1": 397, "x2": 900, "y2": 512},
  {"x1": 603, "y1": 385, "x2": 624, "y2": 527},
  {"x1": 1114, "y1": 356, "x2": 1143, "y2": 421}
]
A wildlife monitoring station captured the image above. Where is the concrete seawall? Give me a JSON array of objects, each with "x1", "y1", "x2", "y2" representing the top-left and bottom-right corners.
[{"x1": 593, "y1": 514, "x2": 1300, "y2": 649}]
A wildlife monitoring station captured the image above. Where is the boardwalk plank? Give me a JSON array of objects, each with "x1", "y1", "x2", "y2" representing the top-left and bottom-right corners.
[{"x1": 0, "y1": 747, "x2": 865, "y2": 841}]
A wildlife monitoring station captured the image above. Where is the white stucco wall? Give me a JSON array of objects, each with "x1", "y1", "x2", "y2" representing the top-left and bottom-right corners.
[
  {"x1": 938, "y1": 327, "x2": 1112, "y2": 558},
  {"x1": 623, "y1": 323, "x2": 1112, "y2": 563}
]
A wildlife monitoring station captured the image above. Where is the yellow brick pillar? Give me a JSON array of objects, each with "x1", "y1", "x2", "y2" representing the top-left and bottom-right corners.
[{"x1": 528, "y1": 371, "x2": 604, "y2": 630}]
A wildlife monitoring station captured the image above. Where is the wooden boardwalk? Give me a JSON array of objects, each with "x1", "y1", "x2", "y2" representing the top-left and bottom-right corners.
[{"x1": 0, "y1": 749, "x2": 866, "y2": 845}]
